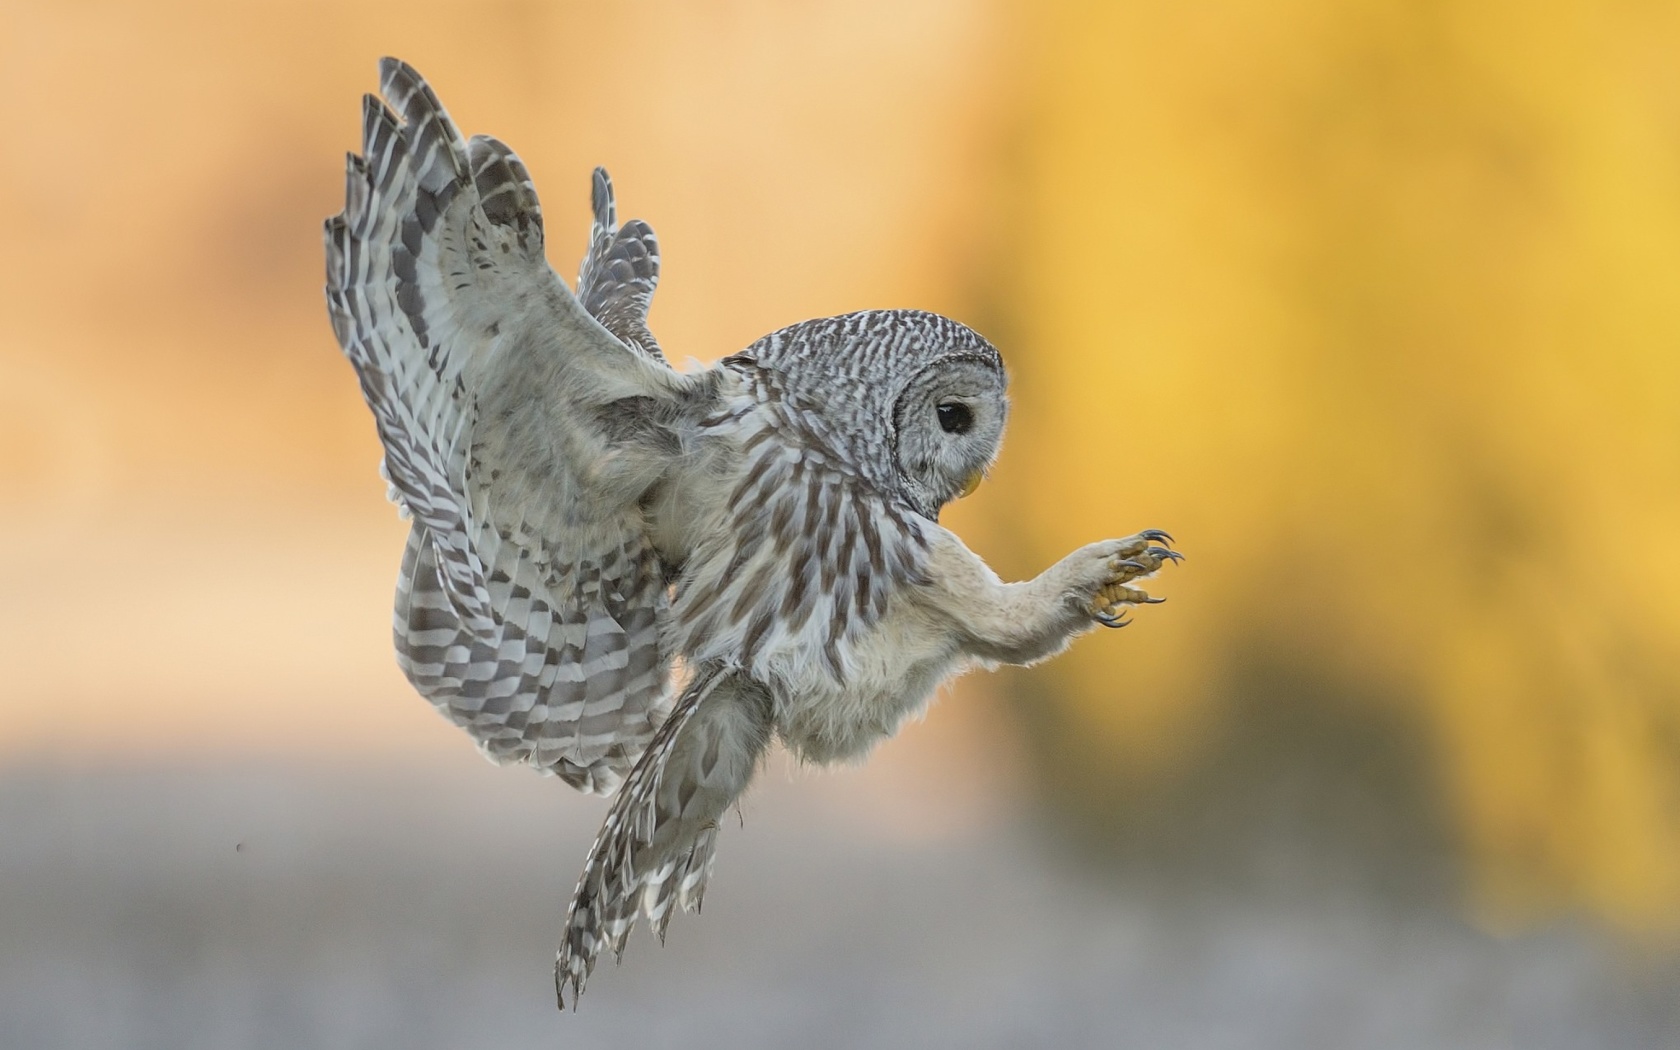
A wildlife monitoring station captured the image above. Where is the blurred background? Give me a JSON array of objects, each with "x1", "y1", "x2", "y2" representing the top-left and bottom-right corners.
[{"x1": 4, "y1": 0, "x2": 1680, "y2": 1046}]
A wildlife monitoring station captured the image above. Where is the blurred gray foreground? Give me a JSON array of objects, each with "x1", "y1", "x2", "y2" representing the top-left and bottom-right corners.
[{"x1": 2, "y1": 744, "x2": 1676, "y2": 1050}]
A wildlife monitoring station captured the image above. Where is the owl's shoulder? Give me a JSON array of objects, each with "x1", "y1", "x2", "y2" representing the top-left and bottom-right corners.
[{"x1": 667, "y1": 400, "x2": 931, "y2": 658}]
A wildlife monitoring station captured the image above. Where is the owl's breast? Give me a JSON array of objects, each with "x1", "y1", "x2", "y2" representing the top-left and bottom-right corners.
[
  {"x1": 765, "y1": 597, "x2": 965, "y2": 765},
  {"x1": 663, "y1": 395, "x2": 953, "y2": 765}
]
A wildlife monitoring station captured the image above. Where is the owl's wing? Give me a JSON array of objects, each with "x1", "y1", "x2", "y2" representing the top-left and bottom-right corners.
[
  {"x1": 325, "y1": 59, "x2": 705, "y2": 794},
  {"x1": 576, "y1": 167, "x2": 665, "y2": 363}
]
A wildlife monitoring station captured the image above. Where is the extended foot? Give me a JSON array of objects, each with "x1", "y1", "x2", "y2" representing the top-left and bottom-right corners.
[{"x1": 1089, "y1": 529, "x2": 1182, "y2": 628}]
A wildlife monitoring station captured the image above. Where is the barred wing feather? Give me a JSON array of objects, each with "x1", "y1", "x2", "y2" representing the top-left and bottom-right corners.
[
  {"x1": 577, "y1": 166, "x2": 665, "y2": 363},
  {"x1": 324, "y1": 58, "x2": 696, "y2": 794}
]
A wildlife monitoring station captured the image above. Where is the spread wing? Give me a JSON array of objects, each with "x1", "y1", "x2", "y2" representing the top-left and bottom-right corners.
[
  {"x1": 324, "y1": 58, "x2": 707, "y2": 794},
  {"x1": 577, "y1": 167, "x2": 665, "y2": 363}
]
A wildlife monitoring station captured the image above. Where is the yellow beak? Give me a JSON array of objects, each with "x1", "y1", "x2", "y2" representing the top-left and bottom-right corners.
[{"x1": 957, "y1": 469, "x2": 985, "y2": 499}]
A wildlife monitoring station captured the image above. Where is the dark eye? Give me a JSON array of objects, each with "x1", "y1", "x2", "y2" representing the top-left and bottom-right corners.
[{"x1": 936, "y1": 401, "x2": 973, "y2": 435}]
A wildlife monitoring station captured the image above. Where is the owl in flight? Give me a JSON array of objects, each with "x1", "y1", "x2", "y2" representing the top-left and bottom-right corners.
[{"x1": 325, "y1": 59, "x2": 1180, "y2": 1009}]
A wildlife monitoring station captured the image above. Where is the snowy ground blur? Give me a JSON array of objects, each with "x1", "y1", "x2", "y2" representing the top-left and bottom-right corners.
[{"x1": 3, "y1": 732, "x2": 1676, "y2": 1050}]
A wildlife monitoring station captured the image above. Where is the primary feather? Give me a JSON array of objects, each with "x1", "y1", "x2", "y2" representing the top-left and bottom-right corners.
[{"x1": 325, "y1": 58, "x2": 698, "y2": 794}]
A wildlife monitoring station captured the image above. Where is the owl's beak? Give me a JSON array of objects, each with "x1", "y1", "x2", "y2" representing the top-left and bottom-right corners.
[{"x1": 958, "y1": 469, "x2": 985, "y2": 500}]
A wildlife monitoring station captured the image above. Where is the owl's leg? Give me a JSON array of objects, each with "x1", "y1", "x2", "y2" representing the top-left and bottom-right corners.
[
  {"x1": 555, "y1": 667, "x2": 773, "y2": 1010},
  {"x1": 925, "y1": 528, "x2": 1180, "y2": 666}
]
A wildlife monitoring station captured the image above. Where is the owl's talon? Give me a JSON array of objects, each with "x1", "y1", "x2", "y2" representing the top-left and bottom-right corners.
[{"x1": 1086, "y1": 531, "x2": 1181, "y2": 627}]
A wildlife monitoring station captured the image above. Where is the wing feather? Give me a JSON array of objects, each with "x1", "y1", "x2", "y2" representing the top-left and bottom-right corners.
[
  {"x1": 577, "y1": 167, "x2": 665, "y2": 362},
  {"x1": 326, "y1": 58, "x2": 705, "y2": 793}
]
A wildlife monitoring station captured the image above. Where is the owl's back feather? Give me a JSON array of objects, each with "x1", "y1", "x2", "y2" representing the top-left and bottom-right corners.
[{"x1": 672, "y1": 358, "x2": 933, "y2": 685}]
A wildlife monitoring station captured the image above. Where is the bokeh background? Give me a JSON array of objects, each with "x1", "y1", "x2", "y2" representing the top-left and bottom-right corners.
[{"x1": 4, "y1": 1, "x2": 1680, "y2": 1047}]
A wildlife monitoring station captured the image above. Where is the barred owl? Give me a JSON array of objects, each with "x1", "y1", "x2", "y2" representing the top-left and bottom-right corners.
[{"x1": 324, "y1": 59, "x2": 1179, "y2": 1009}]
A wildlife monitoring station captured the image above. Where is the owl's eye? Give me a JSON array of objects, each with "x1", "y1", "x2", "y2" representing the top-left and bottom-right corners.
[{"x1": 936, "y1": 401, "x2": 973, "y2": 435}]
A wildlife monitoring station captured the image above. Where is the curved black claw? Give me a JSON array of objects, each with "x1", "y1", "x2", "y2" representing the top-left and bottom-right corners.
[
  {"x1": 1114, "y1": 559, "x2": 1148, "y2": 574},
  {"x1": 1095, "y1": 610, "x2": 1132, "y2": 629},
  {"x1": 1140, "y1": 595, "x2": 1166, "y2": 605},
  {"x1": 1139, "y1": 529, "x2": 1175, "y2": 547},
  {"x1": 1149, "y1": 547, "x2": 1185, "y2": 565}
]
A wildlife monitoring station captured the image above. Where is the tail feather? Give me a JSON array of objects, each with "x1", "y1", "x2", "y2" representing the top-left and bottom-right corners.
[{"x1": 555, "y1": 669, "x2": 771, "y2": 1010}]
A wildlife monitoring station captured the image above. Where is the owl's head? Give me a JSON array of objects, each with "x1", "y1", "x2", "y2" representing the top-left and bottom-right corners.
[
  {"x1": 889, "y1": 343, "x2": 1008, "y2": 519},
  {"x1": 739, "y1": 310, "x2": 1009, "y2": 521}
]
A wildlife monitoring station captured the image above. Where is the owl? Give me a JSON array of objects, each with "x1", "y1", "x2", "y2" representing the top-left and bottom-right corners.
[{"x1": 324, "y1": 59, "x2": 1180, "y2": 1010}]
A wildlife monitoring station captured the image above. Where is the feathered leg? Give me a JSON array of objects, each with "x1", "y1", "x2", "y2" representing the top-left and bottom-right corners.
[{"x1": 556, "y1": 666, "x2": 773, "y2": 1009}]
